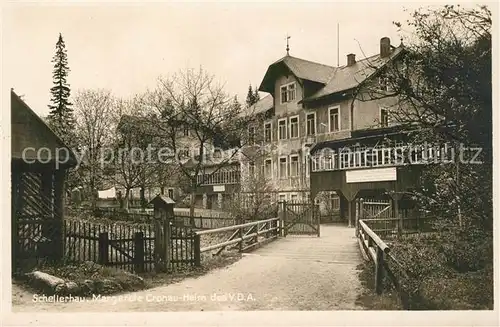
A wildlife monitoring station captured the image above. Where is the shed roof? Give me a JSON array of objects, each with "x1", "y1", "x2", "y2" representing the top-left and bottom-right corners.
[{"x1": 11, "y1": 89, "x2": 77, "y2": 167}]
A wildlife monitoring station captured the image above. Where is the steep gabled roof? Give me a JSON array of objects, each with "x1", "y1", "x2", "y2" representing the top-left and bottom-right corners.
[
  {"x1": 259, "y1": 55, "x2": 336, "y2": 93},
  {"x1": 11, "y1": 89, "x2": 77, "y2": 166},
  {"x1": 303, "y1": 46, "x2": 405, "y2": 102}
]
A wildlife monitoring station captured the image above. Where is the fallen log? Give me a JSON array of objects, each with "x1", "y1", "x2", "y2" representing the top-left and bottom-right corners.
[{"x1": 25, "y1": 271, "x2": 65, "y2": 294}]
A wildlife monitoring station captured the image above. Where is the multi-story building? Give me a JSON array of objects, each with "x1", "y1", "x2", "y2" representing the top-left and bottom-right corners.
[
  {"x1": 240, "y1": 36, "x2": 406, "y2": 220},
  {"x1": 113, "y1": 37, "x2": 414, "y2": 217}
]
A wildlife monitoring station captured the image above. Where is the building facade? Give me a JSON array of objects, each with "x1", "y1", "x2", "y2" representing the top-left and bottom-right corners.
[{"x1": 238, "y1": 36, "x2": 407, "y2": 220}]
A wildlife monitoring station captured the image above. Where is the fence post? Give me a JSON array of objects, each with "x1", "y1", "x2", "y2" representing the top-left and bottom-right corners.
[
  {"x1": 238, "y1": 226, "x2": 243, "y2": 252},
  {"x1": 316, "y1": 204, "x2": 320, "y2": 237},
  {"x1": 375, "y1": 246, "x2": 385, "y2": 295},
  {"x1": 98, "y1": 232, "x2": 109, "y2": 265},
  {"x1": 149, "y1": 195, "x2": 176, "y2": 273},
  {"x1": 134, "y1": 232, "x2": 145, "y2": 273},
  {"x1": 394, "y1": 195, "x2": 402, "y2": 238},
  {"x1": 357, "y1": 198, "x2": 364, "y2": 237},
  {"x1": 282, "y1": 201, "x2": 287, "y2": 237},
  {"x1": 194, "y1": 234, "x2": 201, "y2": 266}
]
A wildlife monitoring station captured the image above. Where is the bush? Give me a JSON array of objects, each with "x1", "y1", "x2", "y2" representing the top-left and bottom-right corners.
[
  {"x1": 439, "y1": 227, "x2": 493, "y2": 272},
  {"x1": 387, "y1": 226, "x2": 494, "y2": 310}
]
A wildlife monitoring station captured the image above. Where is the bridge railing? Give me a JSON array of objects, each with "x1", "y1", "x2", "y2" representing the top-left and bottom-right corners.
[
  {"x1": 193, "y1": 218, "x2": 280, "y2": 266},
  {"x1": 357, "y1": 219, "x2": 411, "y2": 309}
]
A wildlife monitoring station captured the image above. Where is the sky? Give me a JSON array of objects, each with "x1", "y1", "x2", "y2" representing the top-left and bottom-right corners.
[{"x1": 2, "y1": 1, "x2": 461, "y2": 117}]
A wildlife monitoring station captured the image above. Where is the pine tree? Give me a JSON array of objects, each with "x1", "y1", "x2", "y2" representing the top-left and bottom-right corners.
[
  {"x1": 47, "y1": 33, "x2": 75, "y2": 145},
  {"x1": 253, "y1": 87, "x2": 260, "y2": 103},
  {"x1": 245, "y1": 84, "x2": 256, "y2": 108}
]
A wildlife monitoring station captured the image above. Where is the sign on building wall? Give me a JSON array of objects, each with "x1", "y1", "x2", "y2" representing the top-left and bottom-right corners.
[
  {"x1": 213, "y1": 185, "x2": 225, "y2": 192},
  {"x1": 345, "y1": 167, "x2": 397, "y2": 183}
]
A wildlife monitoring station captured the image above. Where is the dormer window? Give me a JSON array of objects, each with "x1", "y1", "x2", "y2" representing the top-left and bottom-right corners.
[{"x1": 280, "y1": 82, "x2": 296, "y2": 104}]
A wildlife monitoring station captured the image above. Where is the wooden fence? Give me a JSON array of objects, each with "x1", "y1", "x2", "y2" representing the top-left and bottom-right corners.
[
  {"x1": 69, "y1": 208, "x2": 236, "y2": 229},
  {"x1": 193, "y1": 218, "x2": 281, "y2": 265},
  {"x1": 360, "y1": 216, "x2": 436, "y2": 238},
  {"x1": 173, "y1": 216, "x2": 237, "y2": 230},
  {"x1": 356, "y1": 214, "x2": 440, "y2": 309},
  {"x1": 64, "y1": 218, "x2": 195, "y2": 273},
  {"x1": 357, "y1": 220, "x2": 411, "y2": 309},
  {"x1": 68, "y1": 207, "x2": 237, "y2": 230}
]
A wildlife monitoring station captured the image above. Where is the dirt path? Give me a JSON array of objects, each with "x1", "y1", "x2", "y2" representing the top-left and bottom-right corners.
[{"x1": 13, "y1": 225, "x2": 365, "y2": 311}]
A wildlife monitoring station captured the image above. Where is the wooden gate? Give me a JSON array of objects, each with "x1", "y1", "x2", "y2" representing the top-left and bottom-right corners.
[
  {"x1": 360, "y1": 199, "x2": 392, "y2": 219},
  {"x1": 282, "y1": 201, "x2": 320, "y2": 237},
  {"x1": 356, "y1": 198, "x2": 393, "y2": 236}
]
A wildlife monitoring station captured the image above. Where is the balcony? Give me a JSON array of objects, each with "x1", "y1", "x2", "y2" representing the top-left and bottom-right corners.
[
  {"x1": 197, "y1": 170, "x2": 241, "y2": 185},
  {"x1": 311, "y1": 143, "x2": 455, "y2": 172}
]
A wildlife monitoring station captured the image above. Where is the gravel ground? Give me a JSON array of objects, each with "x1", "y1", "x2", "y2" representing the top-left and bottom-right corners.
[{"x1": 13, "y1": 225, "x2": 364, "y2": 311}]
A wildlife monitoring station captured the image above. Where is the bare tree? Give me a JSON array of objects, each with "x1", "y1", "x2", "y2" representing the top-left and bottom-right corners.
[
  {"x1": 141, "y1": 67, "x2": 263, "y2": 225},
  {"x1": 73, "y1": 89, "x2": 115, "y2": 208},
  {"x1": 103, "y1": 98, "x2": 165, "y2": 211},
  {"x1": 227, "y1": 163, "x2": 278, "y2": 221}
]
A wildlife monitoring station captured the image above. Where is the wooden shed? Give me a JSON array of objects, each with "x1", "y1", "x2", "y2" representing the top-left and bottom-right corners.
[{"x1": 11, "y1": 90, "x2": 77, "y2": 272}]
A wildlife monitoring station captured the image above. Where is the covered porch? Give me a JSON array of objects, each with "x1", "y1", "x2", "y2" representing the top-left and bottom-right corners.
[{"x1": 309, "y1": 126, "x2": 423, "y2": 229}]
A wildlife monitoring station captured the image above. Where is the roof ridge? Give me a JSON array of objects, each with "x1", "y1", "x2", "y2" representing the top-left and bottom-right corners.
[{"x1": 285, "y1": 55, "x2": 336, "y2": 69}]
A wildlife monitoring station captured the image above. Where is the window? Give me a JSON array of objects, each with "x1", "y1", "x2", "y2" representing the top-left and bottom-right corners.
[
  {"x1": 279, "y1": 194, "x2": 287, "y2": 202},
  {"x1": 289, "y1": 155, "x2": 299, "y2": 177},
  {"x1": 287, "y1": 83, "x2": 296, "y2": 102},
  {"x1": 290, "y1": 194, "x2": 298, "y2": 202},
  {"x1": 264, "y1": 122, "x2": 272, "y2": 143},
  {"x1": 380, "y1": 108, "x2": 389, "y2": 127},
  {"x1": 279, "y1": 157, "x2": 288, "y2": 179},
  {"x1": 289, "y1": 116, "x2": 299, "y2": 138},
  {"x1": 248, "y1": 126, "x2": 255, "y2": 145},
  {"x1": 306, "y1": 113, "x2": 316, "y2": 136},
  {"x1": 280, "y1": 82, "x2": 296, "y2": 104},
  {"x1": 329, "y1": 106, "x2": 340, "y2": 132},
  {"x1": 248, "y1": 162, "x2": 255, "y2": 177},
  {"x1": 183, "y1": 126, "x2": 190, "y2": 137},
  {"x1": 264, "y1": 159, "x2": 272, "y2": 178},
  {"x1": 378, "y1": 76, "x2": 390, "y2": 92},
  {"x1": 168, "y1": 189, "x2": 174, "y2": 199},
  {"x1": 278, "y1": 118, "x2": 287, "y2": 140}
]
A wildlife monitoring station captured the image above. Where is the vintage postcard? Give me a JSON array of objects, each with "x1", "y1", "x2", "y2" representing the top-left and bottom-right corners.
[{"x1": 1, "y1": 1, "x2": 498, "y2": 326}]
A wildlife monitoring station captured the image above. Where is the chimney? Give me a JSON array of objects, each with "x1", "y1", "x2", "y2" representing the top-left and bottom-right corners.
[
  {"x1": 347, "y1": 53, "x2": 356, "y2": 66},
  {"x1": 380, "y1": 37, "x2": 391, "y2": 58}
]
